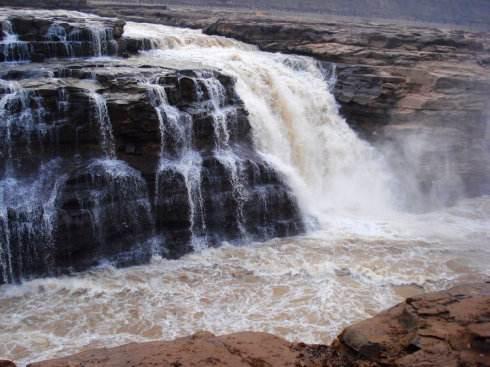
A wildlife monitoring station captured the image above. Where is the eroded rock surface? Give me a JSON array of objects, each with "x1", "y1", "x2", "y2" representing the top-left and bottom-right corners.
[{"x1": 25, "y1": 283, "x2": 490, "y2": 367}]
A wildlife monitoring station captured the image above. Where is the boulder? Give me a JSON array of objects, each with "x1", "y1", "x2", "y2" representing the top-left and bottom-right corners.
[{"x1": 334, "y1": 282, "x2": 490, "y2": 366}]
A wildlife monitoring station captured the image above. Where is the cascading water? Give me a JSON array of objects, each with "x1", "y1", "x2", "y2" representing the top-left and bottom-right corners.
[
  {"x1": 0, "y1": 22, "x2": 150, "y2": 283},
  {"x1": 46, "y1": 23, "x2": 74, "y2": 58},
  {"x1": 0, "y1": 79, "x2": 52, "y2": 175},
  {"x1": 145, "y1": 81, "x2": 206, "y2": 248},
  {"x1": 196, "y1": 71, "x2": 250, "y2": 236},
  {"x1": 0, "y1": 75, "x2": 64, "y2": 283},
  {"x1": 0, "y1": 159, "x2": 66, "y2": 284},
  {"x1": 0, "y1": 11, "x2": 489, "y2": 366},
  {"x1": 126, "y1": 23, "x2": 396, "y2": 224},
  {"x1": 145, "y1": 70, "x2": 253, "y2": 249},
  {"x1": 0, "y1": 80, "x2": 18, "y2": 166},
  {"x1": 88, "y1": 28, "x2": 117, "y2": 57},
  {"x1": 0, "y1": 8, "x2": 123, "y2": 61},
  {"x1": 90, "y1": 92, "x2": 116, "y2": 158},
  {"x1": 70, "y1": 85, "x2": 157, "y2": 265},
  {"x1": 0, "y1": 19, "x2": 31, "y2": 62}
]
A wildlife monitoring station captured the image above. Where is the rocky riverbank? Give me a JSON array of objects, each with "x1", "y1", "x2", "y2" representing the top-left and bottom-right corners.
[{"x1": 0, "y1": 282, "x2": 486, "y2": 367}]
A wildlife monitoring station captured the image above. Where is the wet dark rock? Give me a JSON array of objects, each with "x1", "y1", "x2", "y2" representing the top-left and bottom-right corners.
[
  {"x1": 112, "y1": 20, "x2": 125, "y2": 39},
  {"x1": 155, "y1": 167, "x2": 193, "y2": 257},
  {"x1": 0, "y1": 59, "x2": 303, "y2": 283},
  {"x1": 54, "y1": 159, "x2": 155, "y2": 273},
  {"x1": 9, "y1": 16, "x2": 53, "y2": 41},
  {"x1": 0, "y1": 10, "x2": 151, "y2": 62}
]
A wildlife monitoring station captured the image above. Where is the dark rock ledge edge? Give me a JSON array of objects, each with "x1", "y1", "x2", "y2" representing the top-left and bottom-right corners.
[{"x1": 0, "y1": 282, "x2": 488, "y2": 367}]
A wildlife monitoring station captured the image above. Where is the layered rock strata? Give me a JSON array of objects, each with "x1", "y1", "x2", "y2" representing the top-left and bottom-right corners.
[
  {"x1": 0, "y1": 9, "x2": 146, "y2": 62},
  {"x1": 0, "y1": 12, "x2": 303, "y2": 284}
]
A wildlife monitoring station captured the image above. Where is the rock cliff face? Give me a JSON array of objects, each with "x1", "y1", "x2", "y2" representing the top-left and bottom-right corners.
[
  {"x1": 22, "y1": 282, "x2": 490, "y2": 367},
  {"x1": 0, "y1": 11, "x2": 303, "y2": 284}
]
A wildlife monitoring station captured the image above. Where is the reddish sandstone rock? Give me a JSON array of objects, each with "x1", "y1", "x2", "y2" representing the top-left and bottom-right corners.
[
  {"x1": 334, "y1": 282, "x2": 490, "y2": 367},
  {"x1": 28, "y1": 332, "x2": 328, "y2": 367}
]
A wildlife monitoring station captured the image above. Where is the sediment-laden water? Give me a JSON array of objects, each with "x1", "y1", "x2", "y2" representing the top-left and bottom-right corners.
[
  {"x1": 0, "y1": 13, "x2": 489, "y2": 366},
  {"x1": 1, "y1": 195, "x2": 489, "y2": 364}
]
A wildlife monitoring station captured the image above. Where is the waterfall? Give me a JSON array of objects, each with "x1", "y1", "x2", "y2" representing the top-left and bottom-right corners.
[
  {"x1": 0, "y1": 13, "x2": 397, "y2": 283},
  {"x1": 1, "y1": 11, "x2": 489, "y2": 364},
  {"x1": 0, "y1": 80, "x2": 48, "y2": 173},
  {"x1": 90, "y1": 92, "x2": 116, "y2": 158},
  {"x1": 72, "y1": 159, "x2": 155, "y2": 251},
  {"x1": 89, "y1": 28, "x2": 113, "y2": 57},
  {"x1": 196, "y1": 72, "x2": 250, "y2": 236},
  {"x1": 1, "y1": 8, "x2": 122, "y2": 62},
  {"x1": 0, "y1": 77, "x2": 65, "y2": 282},
  {"x1": 0, "y1": 159, "x2": 66, "y2": 283},
  {"x1": 0, "y1": 19, "x2": 31, "y2": 62},
  {"x1": 127, "y1": 23, "x2": 396, "y2": 224},
  {"x1": 146, "y1": 81, "x2": 207, "y2": 249},
  {"x1": 84, "y1": 88, "x2": 156, "y2": 258},
  {"x1": 46, "y1": 23, "x2": 74, "y2": 58},
  {"x1": 0, "y1": 80, "x2": 18, "y2": 166}
]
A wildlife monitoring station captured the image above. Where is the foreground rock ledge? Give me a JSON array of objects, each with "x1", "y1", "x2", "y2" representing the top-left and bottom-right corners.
[{"x1": 17, "y1": 282, "x2": 488, "y2": 367}]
